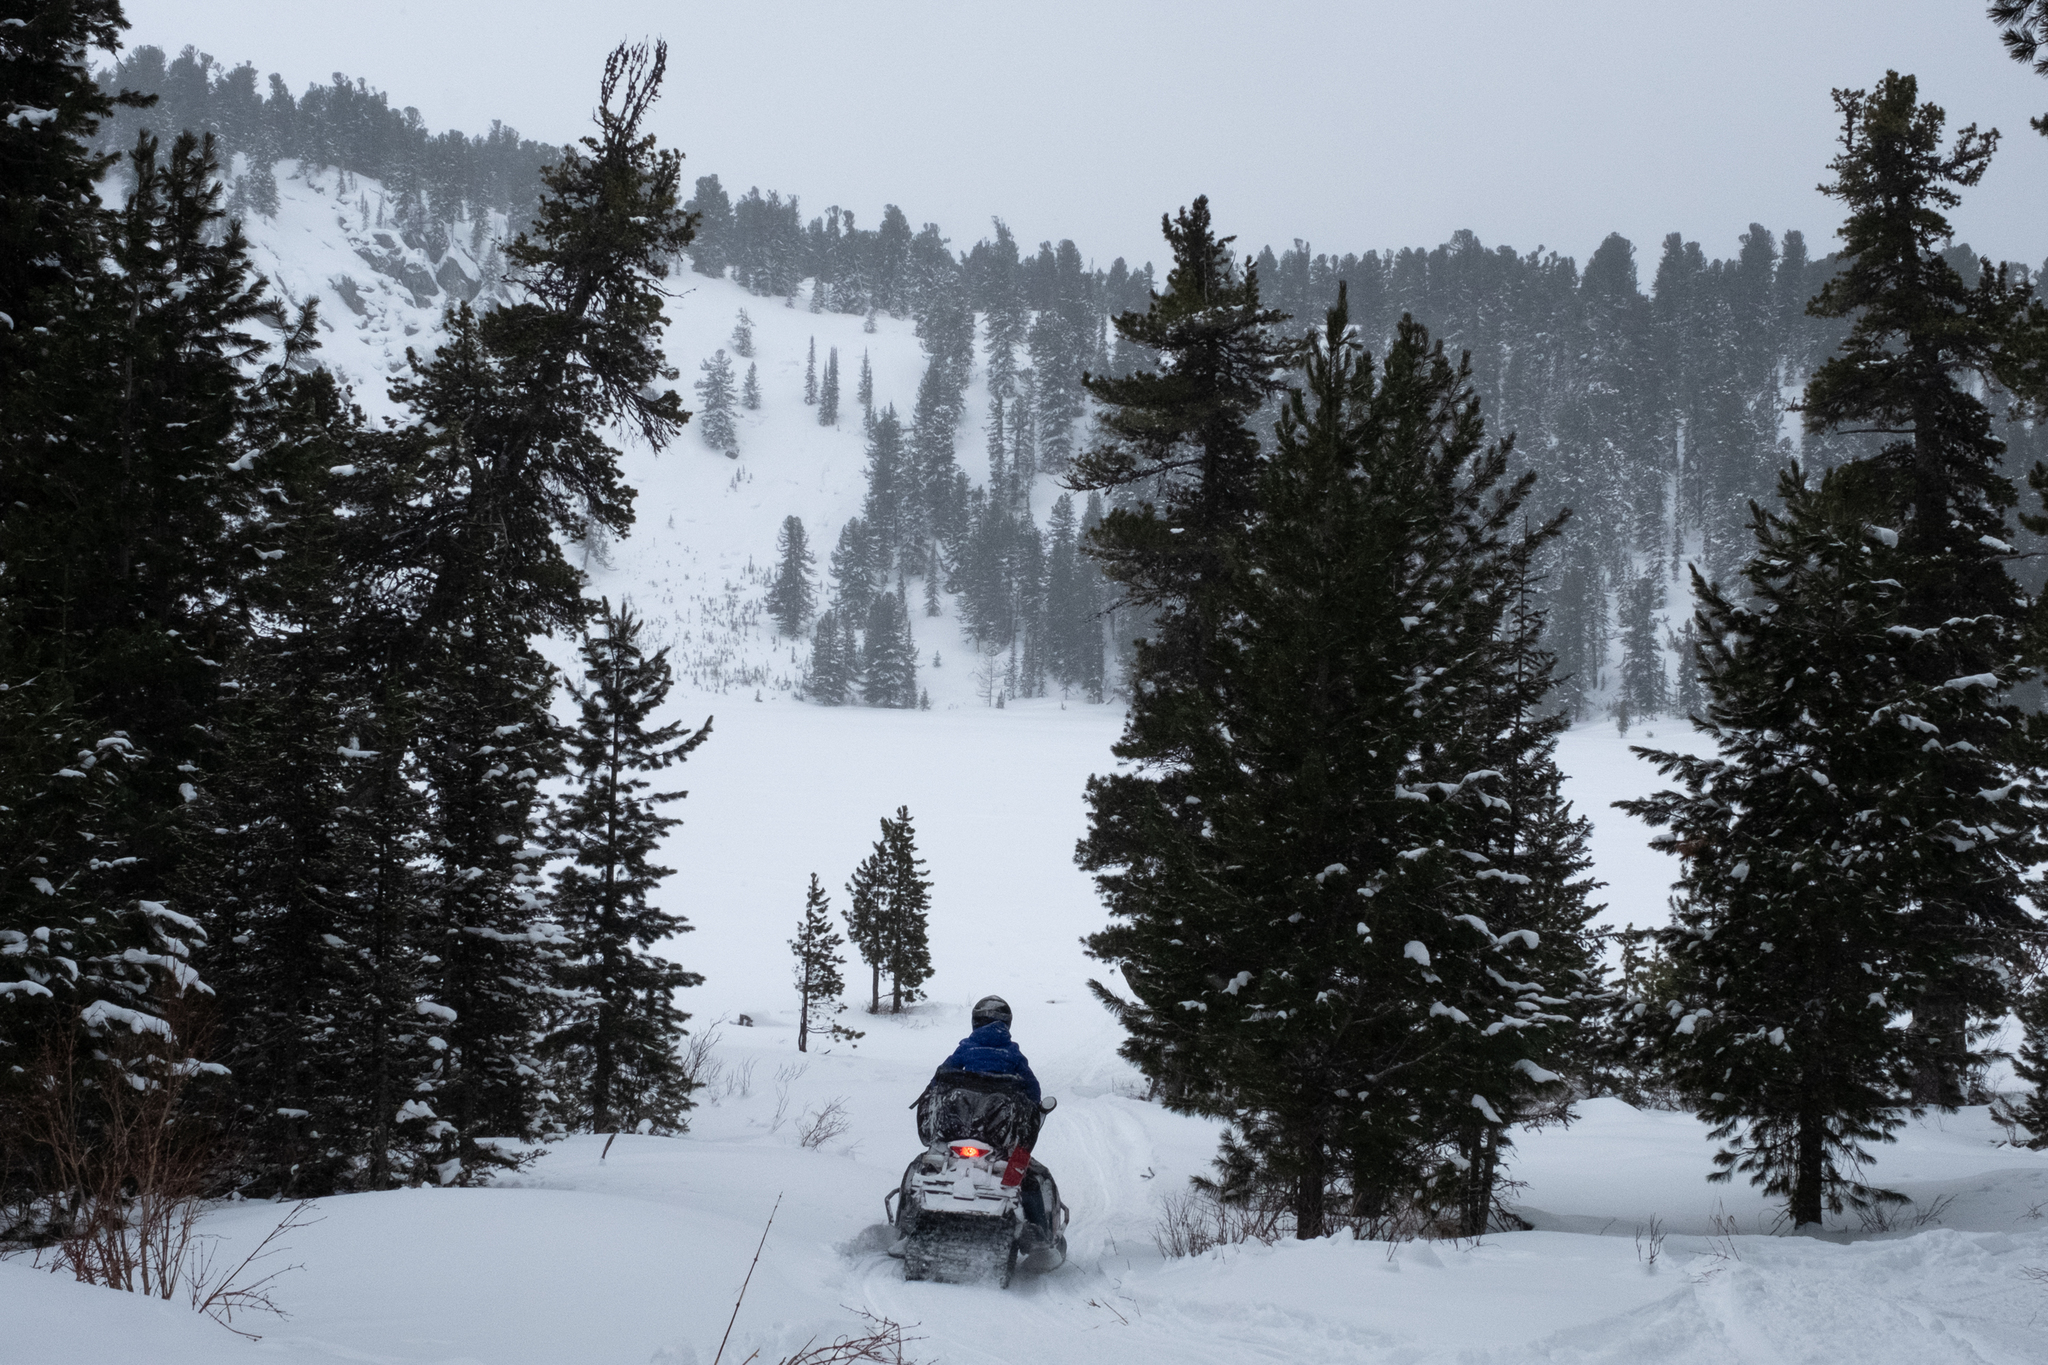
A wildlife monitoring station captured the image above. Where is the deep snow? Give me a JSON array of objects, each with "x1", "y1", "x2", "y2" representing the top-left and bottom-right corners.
[{"x1": 9, "y1": 165, "x2": 2048, "y2": 1364}]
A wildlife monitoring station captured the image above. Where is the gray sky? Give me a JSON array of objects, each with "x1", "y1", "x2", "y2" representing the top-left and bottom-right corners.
[{"x1": 123, "y1": 0, "x2": 2048, "y2": 276}]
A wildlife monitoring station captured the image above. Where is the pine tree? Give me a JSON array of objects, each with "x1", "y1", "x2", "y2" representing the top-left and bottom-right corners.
[
  {"x1": 1797, "y1": 71, "x2": 2038, "y2": 1110},
  {"x1": 684, "y1": 174, "x2": 734, "y2": 277},
  {"x1": 845, "y1": 807, "x2": 933, "y2": 1013},
  {"x1": 696, "y1": 348, "x2": 739, "y2": 455},
  {"x1": 742, "y1": 361, "x2": 761, "y2": 410},
  {"x1": 366, "y1": 42, "x2": 695, "y2": 1179},
  {"x1": 807, "y1": 607, "x2": 850, "y2": 705},
  {"x1": 859, "y1": 407, "x2": 911, "y2": 572},
  {"x1": 1072, "y1": 197, "x2": 1288, "y2": 686},
  {"x1": 1614, "y1": 566, "x2": 1667, "y2": 730},
  {"x1": 544, "y1": 603, "x2": 710, "y2": 1133},
  {"x1": 923, "y1": 544, "x2": 943, "y2": 618},
  {"x1": 829, "y1": 515, "x2": 880, "y2": 619},
  {"x1": 861, "y1": 590, "x2": 919, "y2": 708},
  {"x1": 858, "y1": 349, "x2": 875, "y2": 432},
  {"x1": 804, "y1": 336, "x2": 818, "y2": 404},
  {"x1": 1621, "y1": 75, "x2": 2042, "y2": 1225},
  {"x1": 1081, "y1": 289, "x2": 1575, "y2": 1238},
  {"x1": 818, "y1": 345, "x2": 840, "y2": 426},
  {"x1": 731, "y1": 307, "x2": 755, "y2": 357},
  {"x1": 768, "y1": 515, "x2": 817, "y2": 636},
  {"x1": 2010, "y1": 976, "x2": 2048, "y2": 1145},
  {"x1": 791, "y1": 874, "x2": 862, "y2": 1051}
]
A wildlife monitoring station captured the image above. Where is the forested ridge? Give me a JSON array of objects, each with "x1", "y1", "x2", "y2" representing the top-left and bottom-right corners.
[{"x1": 102, "y1": 42, "x2": 2048, "y2": 725}]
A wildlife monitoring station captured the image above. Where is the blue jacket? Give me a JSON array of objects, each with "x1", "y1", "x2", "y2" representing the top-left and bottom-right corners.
[{"x1": 941, "y1": 1020, "x2": 1041, "y2": 1103}]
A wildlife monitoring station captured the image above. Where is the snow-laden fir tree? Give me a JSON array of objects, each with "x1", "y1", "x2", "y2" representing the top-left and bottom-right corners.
[
  {"x1": 844, "y1": 806, "x2": 934, "y2": 1013},
  {"x1": 696, "y1": 348, "x2": 738, "y2": 456},
  {"x1": 742, "y1": 361, "x2": 760, "y2": 410},
  {"x1": 1082, "y1": 288, "x2": 1584, "y2": 1239},
  {"x1": 861, "y1": 584, "x2": 919, "y2": 708},
  {"x1": 860, "y1": 407, "x2": 912, "y2": 574},
  {"x1": 829, "y1": 515, "x2": 880, "y2": 619},
  {"x1": 1071, "y1": 196, "x2": 1288, "y2": 686},
  {"x1": 804, "y1": 336, "x2": 817, "y2": 404},
  {"x1": 806, "y1": 607, "x2": 851, "y2": 706},
  {"x1": 542, "y1": 602, "x2": 708, "y2": 1134},
  {"x1": 730, "y1": 307, "x2": 755, "y2": 357},
  {"x1": 1613, "y1": 565, "x2": 1667, "y2": 731},
  {"x1": 367, "y1": 41, "x2": 696, "y2": 1179},
  {"x1": 768, "y1": 515, "x2": 816, "y2": 636},
  {"x1": 791, "y1": 874, "x2": 863, "y2": 1052},
  {"x1": 818, "y1": 345, "x2": 840, "y2": 426},
  {"x1": 858, "y1": 349, "x2": 875, "y2": 432},
  {"x1": 1622, "y1": 72, "x2": 2043, "y2": 1226}
]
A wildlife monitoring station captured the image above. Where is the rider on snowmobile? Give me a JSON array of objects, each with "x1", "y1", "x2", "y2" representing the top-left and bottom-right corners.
[
  {"x1": 940, "y1": 995, "x2": 1041, "y2": 1102},
  {"x1": 931, "y1": 995, "x2": 1056, "y2": 1253}
]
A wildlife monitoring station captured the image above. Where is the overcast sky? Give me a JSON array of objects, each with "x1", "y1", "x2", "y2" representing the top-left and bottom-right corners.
[{"x1": 123, "y1": 0, "x2": 2048, "y2": 277}]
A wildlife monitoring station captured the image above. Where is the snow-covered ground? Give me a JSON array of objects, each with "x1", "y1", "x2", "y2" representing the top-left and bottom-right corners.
[{"x1": 9, "y1": 166, "x2": 2048, "y2": 1364}]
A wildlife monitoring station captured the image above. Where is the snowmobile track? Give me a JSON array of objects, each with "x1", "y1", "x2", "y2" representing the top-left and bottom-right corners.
[{"x1": 902, "y1": 1210, "x2": 1018, "y2": 1286}]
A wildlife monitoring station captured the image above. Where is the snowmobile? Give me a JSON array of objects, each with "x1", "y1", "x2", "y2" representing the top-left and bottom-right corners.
[{"x1": 885, "y1": 1069, "x2": 1068, "y2": 1286}]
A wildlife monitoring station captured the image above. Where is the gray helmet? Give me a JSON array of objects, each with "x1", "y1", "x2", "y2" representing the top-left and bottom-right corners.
[{"x1": 971, "y1": 995, "x2": 1012, "y2": 1028}]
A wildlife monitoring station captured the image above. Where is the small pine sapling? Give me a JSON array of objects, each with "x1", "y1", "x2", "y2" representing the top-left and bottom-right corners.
[{"x1": 791, "y1": 874, "x2": 862, "y2": 1052}]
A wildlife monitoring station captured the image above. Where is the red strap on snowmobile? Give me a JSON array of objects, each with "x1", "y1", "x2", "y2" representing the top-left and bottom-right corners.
[{"x1": 1001, "y1": 1146, "x2": 1031, "y2": 1187}]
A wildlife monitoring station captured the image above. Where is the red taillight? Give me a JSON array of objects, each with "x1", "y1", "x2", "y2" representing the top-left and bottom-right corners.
[{"x1": 949, "y1": 1143, "x2": 987, "y2": 1159}]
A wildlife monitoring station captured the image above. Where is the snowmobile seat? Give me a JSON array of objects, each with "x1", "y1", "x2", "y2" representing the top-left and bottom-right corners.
[{"x1": 913, "y1": 1066, "x2": 1044, "y2": 1151}]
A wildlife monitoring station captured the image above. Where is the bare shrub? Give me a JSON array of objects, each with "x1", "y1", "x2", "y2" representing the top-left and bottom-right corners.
[
  {"x1": 0, "y1": 1017, "x2": 307, "y2": 1338},
  {"x1": 724, "y1": 1057, "x2": 757, "y2": 1101},
  {"x1": 767, "y1": 1061, "x2": 806, "y2": 1134},
  {"x1": 797, "y1": 1098, "x2": 851, "y2": 1150},
  {"x1": 1854, "y1": 1192, "x2": 1956, "y2": 1235},
  {"x1": 185, "y1": 1200, "x2": 320, "y2": 1339},
  {"x1": 1152, "y1": 1187, "x2": 1286, "y2": 1258},
  {"x1": 681, "y1": 1025, "x2": 725, "y2": 1096},
  {"x1": 778, "y1": 1309, "x2": 927, "y2": 1364}
]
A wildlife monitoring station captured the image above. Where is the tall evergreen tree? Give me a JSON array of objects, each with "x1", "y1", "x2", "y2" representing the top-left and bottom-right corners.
[
  {"x1": 817, "y1": 346, "x2": 840, "y2": 426},
  {"x1": 1798, "y1": 70, "x2": 2036, "y2": 1108},
  {"x1": 791, "y1": 874, "x2": 862, "y2": 1052},
  {"x1": 829, "y1": 515, "x2": 881, "y2": 619},
  {"x1": 845, "y1": 807, "x2": 933, "y2": 1013},
  {"x1": 768, "y1": 515, "x2": 817, "y2": 636},
  {"x1": 543, "y1": 602, "x2": 710, "y2": 1134},
  {"x1": 730, "y1": 307, "x2": 755, "y2": 357},
  {"x1": 363, "y1": 40, "x2": 696, "y2": 1178},
  {"x1": 804, "y1": 335, "x2": 818, "y2": 404},
  {"x1": 742, "y1": 361, "x2": 761, "y2": 411},
  {"x1": 861, "y1": 589, "x2": 919, "y2": 708},
  {"x1": 807, "y1": 607, "x2": 851, "y2": 706},
  {"x1": 1623, "y1": 73, "x2": 2042, "y2": 1226},
  {"x1": 1072, "y1": 197, "x2": 1288, "y2": 685},
  {"x1": 1082, "y1": 289, "x2": 1577, "y2": 1239},
  {"x1": 859, "y1": 407, "x2": 911, "y2": 572},
  {"x1": 696, "y1": 348, "x2": 739, "y2": 455},
  {"x1": 1613, "y1": 566, "x2": 1667, "y2": 730}
]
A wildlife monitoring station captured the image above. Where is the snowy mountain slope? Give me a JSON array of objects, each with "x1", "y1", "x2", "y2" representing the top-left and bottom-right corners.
[{"x1": 13, "y1": 161, "x2": 2048, "y2": 1365}]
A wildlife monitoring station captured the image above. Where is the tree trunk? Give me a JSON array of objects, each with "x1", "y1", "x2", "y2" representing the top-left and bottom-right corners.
[
  {"x1": 1457, "y1": 1125, "x2": 1498, "y2": 1239},
  {"x1": 1292, "y1": 1118, "x2": 1327, "y2": 1239},
  {"x1": 1909, "y1": 993, "x2": 1969, "y2": 1108},
  {"x1": 870, "y1": 962, "x2": 880, "y2": 1014},
  {"x1": 797, "y1": 974, "x2": 810, "y2": 1053},
  {"x1": 1792, "y1": 1109, "x2": 1825, "y2": 1229}
]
